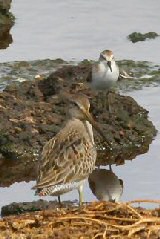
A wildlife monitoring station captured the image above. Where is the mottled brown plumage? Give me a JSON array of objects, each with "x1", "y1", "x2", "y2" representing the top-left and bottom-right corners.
[{"x1": 33, "y1": 94, "x2": 106, "y2": 205}]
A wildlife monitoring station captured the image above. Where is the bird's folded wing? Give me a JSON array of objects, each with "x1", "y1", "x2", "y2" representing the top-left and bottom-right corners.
[{"x1": 34, "y1": 119, "x2": 91, "y2": 189}]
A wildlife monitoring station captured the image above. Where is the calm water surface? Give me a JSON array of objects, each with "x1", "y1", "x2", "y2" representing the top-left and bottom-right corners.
[
  {"x1": 0, "y1": 0, "x2": 160, "y2": 63},
  {"x1": 0, "y1": 0, "x2": 160, "y2": 210}
]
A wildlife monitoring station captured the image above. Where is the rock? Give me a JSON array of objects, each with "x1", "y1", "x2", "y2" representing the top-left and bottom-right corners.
[
  {"x1": 1, "y1": 199, "x2": 77, "y2": 217},
  {"x1": 128, "y1": 31, "x2": 159, "y2": 43},
  {"x1": 0, "y1": 0, "x2": 11, "y2": 10},
  {"x1": 0, "y1": 63, "x2": 157, "y2": 186},
  {"x1": 0, "y1": 0, "x2": 14, "y2": 49}
]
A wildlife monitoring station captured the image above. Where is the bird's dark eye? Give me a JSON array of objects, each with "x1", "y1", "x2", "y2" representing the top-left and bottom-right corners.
[
  {"x1": 71, "y1": 101, "x2": 78, "y2": 107},
  {"x1": 100, "y1": 54, "x2": 106, "y2": 60}
]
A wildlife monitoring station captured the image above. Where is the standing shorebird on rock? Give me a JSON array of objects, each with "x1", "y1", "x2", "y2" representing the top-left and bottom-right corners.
[
  {"x1": 91, "y1": 50, "x2": 119, "y2": 112},
  {"x1": 32, "y1": 94, "x2": 108, "y2": 205}
]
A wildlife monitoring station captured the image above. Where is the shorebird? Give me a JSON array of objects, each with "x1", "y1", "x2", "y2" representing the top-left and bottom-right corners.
[
  {"x1": 91, "y1": 50, "x2": 119, "y2": 112},
  {"x1": 88, "y1": 168, "x2": 123, "y2": 202},
  {"x1": 33, "y1": 94, "x2": 108, "y2": 205}
]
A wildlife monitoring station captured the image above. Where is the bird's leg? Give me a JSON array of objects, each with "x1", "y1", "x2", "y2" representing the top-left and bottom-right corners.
[
  {"x1": 99, "y1": 91, "x2": 107, "y2": 110},
  {"x1": 78, "y1": 184, "x2": 84, "y2": 206},
  {"x1": 108, "y1": 92, "x2": 112, "y2": 113},
  {"x1": 108, "y1": 91, "x2": 115, "y2": 114},
  {"x1": 97, "y1": 91, "x2": 103, "y2": 111},
  {"x1": 58, "y1": 195, "x2": 61, "y2": 205},
  {"x1": 104, "y1": 91, "x2": 108, "y2": 110},
  {"x1": 101, "y1": 91, "x2": 111, "y2": 111},
  {"x1": 109, "y1": 164, "x2": 112, "y2": 171}
]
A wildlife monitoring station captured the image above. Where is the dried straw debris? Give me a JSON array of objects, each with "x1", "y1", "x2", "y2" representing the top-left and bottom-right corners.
[{"x1": 0, "y1": 200, "x2": 160, "y2": 239}]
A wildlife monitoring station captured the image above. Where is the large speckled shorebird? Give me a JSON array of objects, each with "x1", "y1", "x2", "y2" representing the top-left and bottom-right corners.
[
  {"x1": 92, "y1": 50, "x2": 119, "y2": 112},
  {"x1": 33, "y1": 94, "x2": 108, "y2": 205}
]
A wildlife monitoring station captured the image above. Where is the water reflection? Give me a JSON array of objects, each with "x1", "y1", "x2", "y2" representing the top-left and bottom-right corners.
[
  {"x1": 0, "y1": 0, "x2": 13, "y2": 49},
  {"x1": 0, "y1": 26, "x2": 13, "y2": 49},
  {"x1": 88, "y1": 167, "x2": 123, "y2": 202},
  {"x1": 0, "y1": 167, "x2": 124, "y2": 216}
]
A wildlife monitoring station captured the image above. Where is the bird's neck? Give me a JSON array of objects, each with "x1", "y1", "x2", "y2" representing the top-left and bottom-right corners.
[
  {"x1": 99, "y1": 60, "x2": 116, "y2": 70},
  {"x1": 83, "y1": 120, "x2": 94, "y2": 144},
  {"x1": 99, "y1": 61, "x2": 107, "y2": 71}
]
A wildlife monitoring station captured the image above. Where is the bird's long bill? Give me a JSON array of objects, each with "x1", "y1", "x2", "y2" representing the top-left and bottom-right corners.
[
  {"x1": 107, "y1": 61, "x2": 112, "y2": 72},
  {"x1": 83, "y1": 110, "x2": 111, "y2": 146}
]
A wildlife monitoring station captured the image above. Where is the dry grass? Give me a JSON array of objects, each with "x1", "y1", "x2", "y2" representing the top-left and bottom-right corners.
[{"x1": 0, "y1": 200, "x2": 160, "y2": 239}]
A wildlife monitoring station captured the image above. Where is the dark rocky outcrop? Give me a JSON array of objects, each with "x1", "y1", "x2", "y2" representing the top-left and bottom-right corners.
[
  {"x1": 1, "y1": 199, "x2": 77, "y2": 217},
  {"x1": 0, "y1": 0, "x2": 14, "y2": 49},
  {"x1": 0, "y1": 63, "x2": 157, "y2": 186},
  {"x1": 128, "y1": 31, "x2": 159, "y2": 43}
]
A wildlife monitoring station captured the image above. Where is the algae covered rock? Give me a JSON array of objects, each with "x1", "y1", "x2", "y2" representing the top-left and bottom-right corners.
[
  {"x1": 0, "y1": 0, "x2": 14, "y2": 49},
  {"x1": 128, "y1": 31, "x2": 159, "y2": 43}
]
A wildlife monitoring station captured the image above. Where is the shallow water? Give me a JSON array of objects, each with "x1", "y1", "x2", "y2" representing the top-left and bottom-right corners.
[
  {"x1": 115, "y1": 87, "x2": 160, "y2": 201},
  {"x1": 0, "y1": 0, "x2": 160, "y2": 63},
  {"x1": 0, "y1": 86, "x2": 159, "y2": 211}
]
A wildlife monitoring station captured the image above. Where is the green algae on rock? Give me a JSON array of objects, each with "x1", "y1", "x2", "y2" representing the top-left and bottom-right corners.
[
  {"x1": 1, "y1": 199, "x2": 77, "y2": 217},
  {"x1": 0, "y1": 59, "x2": 160, "y2": 92},
  {"x1": 0, "y1": 0, "x2": 14, "y2": 49},
  {"x1": 128, "y1": 31, "x2": 159, "y2": 43}
]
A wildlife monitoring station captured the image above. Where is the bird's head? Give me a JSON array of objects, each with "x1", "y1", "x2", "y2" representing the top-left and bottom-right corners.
[
  {"x1": 68, "y1": 94, "x2": 111, "y2": 146},
  {"x1": 68, "y1": 94, "x2": 91, "y2": 120},
  {"x1": 99, "y1": 50, "x2": 115, "y2": 72}
]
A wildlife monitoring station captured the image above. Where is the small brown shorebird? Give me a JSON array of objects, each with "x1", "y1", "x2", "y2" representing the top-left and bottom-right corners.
[
  {"x1": 33, "y1": 94, "x2": 109, "y2": 205},
  {"x1": 92, "y1": 50, "x2": 119, "y2": 112},
  {"x1": 89, "y1": 168, "x2": 123, "y2": 202}
]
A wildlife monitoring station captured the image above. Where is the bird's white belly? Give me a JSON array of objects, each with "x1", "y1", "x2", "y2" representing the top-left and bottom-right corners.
[
  {"x1": 92, "y1": 62, "x2": 119, "y2": 91},
  {"x1": 92, "y1": 72, "x2": 117, "y2": 91}
]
